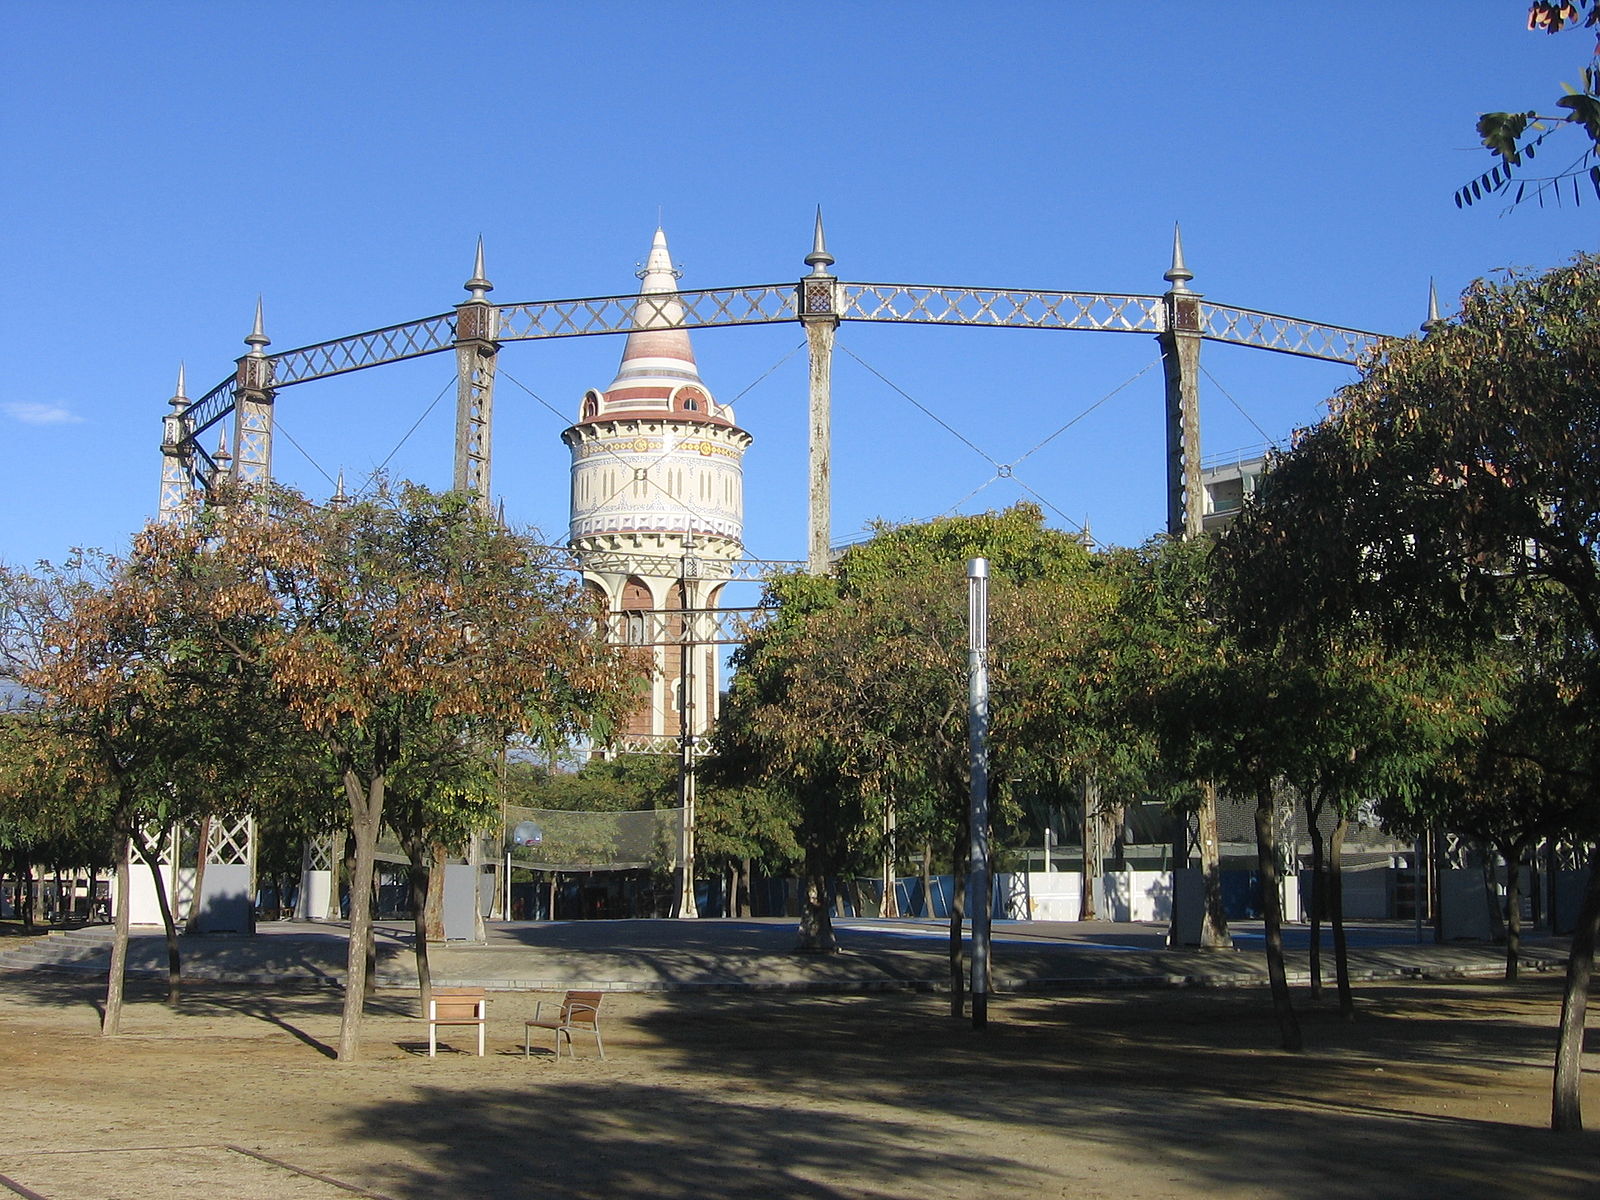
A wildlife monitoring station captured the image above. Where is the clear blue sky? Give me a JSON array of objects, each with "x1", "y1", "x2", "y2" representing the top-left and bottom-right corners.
[{"x1": 2, "y1": 3, "x2": 1595, "y2": 573}]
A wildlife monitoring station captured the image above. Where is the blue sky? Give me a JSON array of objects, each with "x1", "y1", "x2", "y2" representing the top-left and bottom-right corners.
[{"x1": 2, "y1": 3, "x2": 1595, "y2": 578}]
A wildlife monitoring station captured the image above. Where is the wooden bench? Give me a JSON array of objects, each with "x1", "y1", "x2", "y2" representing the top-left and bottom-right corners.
[
  {"x1": 524, "y1": 990, "x2": 606, "y2": 1060},
  {"x1": 426, "y1": 987, "x2": 486, "y2": 1057}
]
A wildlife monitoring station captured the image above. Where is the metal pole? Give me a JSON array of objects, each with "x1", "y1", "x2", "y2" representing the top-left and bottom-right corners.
[
  {"x1": 676, "y1": 545, "x2": 700, "y2": 918},
  {"x1": 967, "y1": 557, "x2": 991, "y2": 1030}
]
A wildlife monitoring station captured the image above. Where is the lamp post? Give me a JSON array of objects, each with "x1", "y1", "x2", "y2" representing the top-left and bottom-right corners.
[{"x1": 968, "y1": 557, "x2": 991, "y2": 1030}]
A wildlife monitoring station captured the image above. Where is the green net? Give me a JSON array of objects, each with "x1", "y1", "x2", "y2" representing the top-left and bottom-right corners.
[{"x1": 503, "y1": 804, "x2": 684, "y2": 873}]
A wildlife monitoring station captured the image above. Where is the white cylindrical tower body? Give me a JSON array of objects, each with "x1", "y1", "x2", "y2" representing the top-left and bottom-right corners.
[{"x1": 562, "y1": 229, "x2": 751, "y2": 741}]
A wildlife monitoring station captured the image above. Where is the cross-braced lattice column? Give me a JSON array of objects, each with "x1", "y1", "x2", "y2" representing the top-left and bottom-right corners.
[
  {"x1": 454, "y1": 243, "x2": 499, "y2": 512},
  {"x1": 233, "y1": 303, "x2": 276, "y2": 487},
  {"x1": 298, "y1": 833, "x2": 339, "y2": 921},
  {"x1": 1159, "y1": 228, "x2": 1203, "y2": 540},
  {"x1": 159, "y1": 366, "x2": 196, "y2": 522},
  {"x1": 800, "y1": 211, "x2": 839, "y2": 576}
]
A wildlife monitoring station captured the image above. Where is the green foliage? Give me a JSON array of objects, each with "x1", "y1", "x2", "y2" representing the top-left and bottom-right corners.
[
  {"x1": 505, "y1": 755, "x2": 676, "y2": 813},
  {"x1": 1220, "y1": 255, "x2": 1600, "y2": 835},
  {"x1": 712, "y1": 504, "x2": 1106, "y2": 880},
  {"x1": 1460, "y1": 3, "x2": 1600, "y2": 208}
]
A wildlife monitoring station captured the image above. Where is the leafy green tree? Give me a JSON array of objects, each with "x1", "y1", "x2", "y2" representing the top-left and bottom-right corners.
[
  {"x1": 712, "y1": 504, "x2": 1107, "y2": 1006},
  {"x1": 1217, "y1": 255, "x2": 1600, "y2": 1129},
  {"x1": 695, "y1": 780, "x2": 802, "y2": 917}
]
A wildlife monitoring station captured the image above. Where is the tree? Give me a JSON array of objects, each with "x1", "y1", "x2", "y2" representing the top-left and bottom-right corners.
[
  {"x1": 1218, "y1": 255, "x2": 1600, "y2": 1129},
  {"x1": 0, "y1": 552, "x2": 295, "y2": 1026},
  {"x1": 116, "y1": 483, "x2": 634, "y2": 1061},
  {"x1": 1460, "y1": 2, "x2": 1600, "y2": 208},
  {"x1": 711, "y1": 504, "x2": 1109, "y2": 1005}
]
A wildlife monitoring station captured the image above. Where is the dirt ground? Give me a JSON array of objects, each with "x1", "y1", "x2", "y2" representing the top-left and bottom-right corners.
[{"x1": 0, "y1": 963, "x2": 1596, "y2": 1199}]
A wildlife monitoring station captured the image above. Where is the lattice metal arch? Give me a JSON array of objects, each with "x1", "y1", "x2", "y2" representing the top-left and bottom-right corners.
[{"x1": 158, "y1": 221, "x2": 1387, "y2": 537}]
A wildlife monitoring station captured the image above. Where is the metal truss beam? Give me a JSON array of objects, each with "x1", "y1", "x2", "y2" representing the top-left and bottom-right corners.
[
  {"x1": 497, "y1": 284, "x2": 800, "y2": 341},
  {"x1": 840, "y1": 283, "x2": 1167, "y2": 334},
  {"x1": 611, "y1": 734, "x2": 705, "y2": 757},
  {"x1": 272, "y1": 314, "x2": 457, "y2": 387},
  {"x1": 563, "y1": 550, "x2": 802, "y2": 583},
  {"x1": 1198, "y1": 303, "x2": 1381, "y2": 364},
  {"x1": 604, "y1": 607, "x2": 762, "y2": 647},
  {"x1": 170, "y1": 281, "x2": 1382, "y2": 484}
]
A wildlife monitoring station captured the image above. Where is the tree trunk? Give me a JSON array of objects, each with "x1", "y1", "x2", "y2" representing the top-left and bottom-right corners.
[
  {"x1": 795, "y1": 846, "x2": 838, "y2": 953},
  {"x1": 948, "y1": 823, "x2": 968, "y2": 1018},
  {"x1": 184, "y1": 816, "x2": 211, "y2": 936},
  {"x1": 129, "y1": 827, "x2": 182, "y2": 1004},
  {"x1": 103, "y1": 840, "x2": 131, "y2": 1036},
  {"x1": 17, "y1": 853, "x2": 35, "y2": 933},
  {"x1": 739, "y1": 856, "x2": 752, "y2": 917},
  {"x1": 1079, "y1": 774, "x2": 1099, "y2": 921},
  {"x1": 403, "y1": 840, "x2": 433, "y2": 1013},
  {"x1": 1198, "y1": 783, "x2": 1232, "y2": 949},
  {"x1": 337, "y1": 770, "x2": 385, "y2": 1063},
  {"x1": 1500, "y1": 839, "x2": 1525, "y2": 982},
  {"x1": 1254, "y1": 783, "x2": 1301, "y2": 1051},
  {"x1": 423, "y1": 843, "x2": 446, "y2": 941},
  {"x1": 1329, "y1": 815, "x2": 1353, "y2": 1021},
  {"x1": 1306, "y1": 810, "x2": 1325, "y2": 1002},
  {"x1": 1552, "y1": 841, "x2": 1600, "y2": 1131},
  {"x1": 921, "y1": 842, "x2": 935, "y2": 919}
]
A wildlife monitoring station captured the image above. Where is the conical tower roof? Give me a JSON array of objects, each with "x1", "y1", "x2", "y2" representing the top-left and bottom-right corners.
[{"x1": 578, "y1": 229, "x2": 735, "y2": 426}]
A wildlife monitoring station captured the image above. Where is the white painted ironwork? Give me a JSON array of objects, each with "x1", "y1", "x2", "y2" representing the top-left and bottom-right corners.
[
  {"x1": 206, "y1": 814, "x2": 254, "y2": 866},
  {"x1": 271, "y1": 314, "x2": 457, "y2": 385},
  {"x1": 841, "y1": 283, "x2": 1166, "y2": 333},
  {"x1": 601, "y1": 606, "x2": 760, "y2": 647},
  {"x1": 1198, "y1": 303, "x2": 1381, "y2": 364},
  {"x1": 498, "y1": 284, "x2": 799, "y2": 341},
  {"x1": 167, "y1": 279, "x2": 1380, "y2": 493}
]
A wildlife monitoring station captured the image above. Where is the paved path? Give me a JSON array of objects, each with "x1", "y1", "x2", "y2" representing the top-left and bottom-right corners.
[{"x1": 0, "y1": 916, "x2": 1570, "y2": 993}]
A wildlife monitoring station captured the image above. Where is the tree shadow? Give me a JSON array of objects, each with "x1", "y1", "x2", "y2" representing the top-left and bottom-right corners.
[{"x1": 0, "y1": 971, "x2": 410, "y2": 1058}]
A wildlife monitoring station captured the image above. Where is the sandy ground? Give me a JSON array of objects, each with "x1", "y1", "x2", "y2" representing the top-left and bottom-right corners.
[{"x1": 0, "y1": 964, "x2": 1597, "y2": 1200}]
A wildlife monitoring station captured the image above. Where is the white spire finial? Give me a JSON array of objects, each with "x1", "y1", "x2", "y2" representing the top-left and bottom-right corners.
[
  {"x1": 1422, "y1": 279, "x2": 1444, "y2": 335},
  {"x1": 170, "y1": 363, "x2": 188, "y2": 410},
  {"x1": 805, "y1": 206, "x2": 835, "y2": 277},
  {"x1": 245, "y1": 298, "x2": 270, "y2": 355},
  {"x1": 1164, "y1": 224, "x2": 1193, "y2": 292},
  {"x1": 464, "y1": 237, "x2": 493, "y2": 301}
]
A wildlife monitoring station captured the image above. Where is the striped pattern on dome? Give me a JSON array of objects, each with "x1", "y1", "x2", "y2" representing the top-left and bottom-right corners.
[{"x1": 575, "y1": 228, "x2": 736, "y2": 427}]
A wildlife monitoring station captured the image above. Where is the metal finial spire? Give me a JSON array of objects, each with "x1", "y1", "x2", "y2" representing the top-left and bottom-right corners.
[
  {"x1": 169, "y1": 362, "x2": 188, "y2": 411},
  {"x1": 464, "y1": 236, "x2": 493, "y2": 301},
  {"x1": 214, "y1": 429, "x2": 232, "y2": 469},
  {"x1": 331, "y1": 470, "x2": 347, "y2": 507},
  {"x1": 245, "y1": 298, "x2": 271, "y2": 355},
  {"x1": 1421, "y1": 278, "x2": 1444, "y2": 335},
  {"x1": 1164, "y1": 224, "x2": 1193, "y2": 292},
  {"x1": 805, "y1": 206, "x2": 835, "y2": 277}
]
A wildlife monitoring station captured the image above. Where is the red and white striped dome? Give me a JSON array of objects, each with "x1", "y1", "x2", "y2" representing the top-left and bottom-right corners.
[{"x1": 575, "y1": 228, "x2": 736, "y2": 427}]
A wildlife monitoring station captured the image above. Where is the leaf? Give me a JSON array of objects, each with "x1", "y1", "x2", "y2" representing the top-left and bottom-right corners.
[{"x1": 1477, "y1": 111, "x2": 1531, "y2": 161}]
